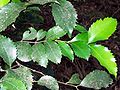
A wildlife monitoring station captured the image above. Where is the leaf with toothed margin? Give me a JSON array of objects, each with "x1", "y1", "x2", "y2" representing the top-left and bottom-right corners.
[
  {"x1": 0, "y1": 3, "x2": 26, "y2": 32},
  {"x1": 0, "y1": 35, "x2": 17, "y2": 66},
  {"x1": 89, "y1": 44, "x2": 117, "y2": 77},
  {"x1": 44, "y1": 41, "x2": 62, "y2": 64},
  {"x1": 52, "y1": 1, "x2": 77, "y2": 36}
]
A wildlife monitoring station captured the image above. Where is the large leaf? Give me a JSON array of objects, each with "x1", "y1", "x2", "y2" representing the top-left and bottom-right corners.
[
  {"x1": 1, "y1": 78, "x2": 27, "y2": 90},
  {"x1": 37, "y1": 30, "x2": 46, "y2": 41},
  {"x1": 71, "y1": 41, "x2": 91, "y2": 60},
  {"x1": 32, "y1": 43, "x2": 48, "y2": 68},
  {"x1": 0, "y1": 0, "x2": 10, "y2": 8},
  {"x1": 46, "y1": 26, "x2": 66, "y2": 40},
  {"x1": 88, "y1": 17, "x2": 117, "y2": 43},
  {"x1": 89, "y1": 44, "x2": 117, "y2": 77},
  {"x1": 0, "y1": 35, "x2": 17, "y2": 66},
  {"x1": 80, "y1": 70, "x2": 113, "y2": 89},
  {"x1": 44, "y1": 41, "x2": 62, "y2": 64},
  {"x1": 58, "y1": 41, "x2": 74, "y2": 61},
  {"x1": 38, "y1": 75, "x2": 59, "y2": 90},
  {"x1": 16, "y1": 42, "x2": 32, "y2": 62},
  {"x1": 0, "y1": 3, "x2": 26, "y2": 32},
  {"x1": 52, "y1": 1, "x2": 77, "y2": 36}
]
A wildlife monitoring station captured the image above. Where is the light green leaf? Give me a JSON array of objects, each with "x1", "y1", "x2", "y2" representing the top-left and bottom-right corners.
[
  {"x1": 67, "y1": 73, "x2": 81, "y2": 84},
  {"x1": 0, "y1": 3, "x2": 26, "y2": 32},
  {"x1": 44, "y1": 41, "x2": 62, "y2": 64},
  {"x1": 52, "y1": 1, "x2": 77, "y2": 36},
  {"x1": 1, "y1": 78, "x2": 27, "y2": 90},
  {"x1": 80, "y1": 70, "x2": 113, "y2": 89},
  {"x1": 89, "y1": 44, "x2": 117, "y2": 77},
  {"x1": 38, "y1": 75, "x2": 59, "y2": 90},
  {"x1": 29, "y1": 0, "x2": 56, "y2": 5},
  {"x1": 37, "y1": 30, "x2": 46, "y2": 41},
  {"x1": 0, "y1": 35, "x2": 17, "y2": 66},
  {"x1": 22, "y1": 27, "x2": 37, "y2": 40},
  {"x1": 46, "y1": 26, "x2": 66, "y2": 40},
  {"x1": 71, "y1": 41, "x2": 90, "y2": 60},
  {"x1": 58, "y1": 41, "x2": 74, "y2": 61},
  {"x1": 88, "y1": 17, "x2": 117, "y2": 43},
  {"x1": 0, "y1": 0, "x2": 10, "y2": 8},
  {"x1": 16, "y1": 42, "x2": 32, "y2": 62},
  {"x1": 75, "y1": 24, "x2": 87, "y2": 33},
  {"x1": 32, "y1": 43, "x2": 48, "y2": 68}
]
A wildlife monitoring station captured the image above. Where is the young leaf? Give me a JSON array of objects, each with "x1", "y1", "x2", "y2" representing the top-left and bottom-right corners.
[
  {"x1": 37, "y1": 30, "x2": 46, "y2": 41},
  {"x1": 58, "y1": 41, "x2": 74, "y2": 61},
  {"x1": 52, "y1": 1, "x2": 77, "y2": 36},
  {"x1": 71, "y1": 41, "x2": 91, "y2": 60},
  {"x1": 16, "y1": 42, "x2": 32, "y2": 62},
  {"x1": 32, "y1": 43, "x2": 48, "y2": 68},
  {"x1": 22, "y1": 27, "x2": 37, "y2": 40},
  {"x1": 80, "y1": 70, "x2": 113, "y2": 89},
  {"x1": 1, "y1": 78, "x2": 27, "y2": 90},
  {"x1": 46, "y1": 26, "x2": 66, "y2": 40},
  {"x1": 0, "y1": 35, "x2": 17, "y2": 66},
  {"x1": 75, "y1": 24, "x2": 87, "y2": 33},
  {"x1": 38, "y1": 75, "x2": 59, "y2": 90},
  {"x1": 88, "y1": 17, "x2": 117, "y2": 43},
  {"x1": 44, "y1": 41, "x2": 62, "y2": 64},
  {"x1": 0, "y1": 0, "x2": 10, "y2": 8},
  {"x1": 0, "y1": 3, "x2": 26, "y2": 32},
  {"x1": 67, "y1": 73, "x2": 81, "y2": 85},
  {"x1": 89, "y1": 44, "x2": 117, "y2": 77}
]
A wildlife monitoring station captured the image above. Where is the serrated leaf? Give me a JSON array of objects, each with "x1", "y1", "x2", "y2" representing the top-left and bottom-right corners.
[
  {"x1": 80, "y1": 70, "x2": 113, "y2": 89},
  {"x1": 16, "y1": 42, "x2": 32, "y2": 62},
  {"x1": 32, "y1": 43, "x2": 48, "y2": 68},
  {"x1": 52, "y1": 1, "x2": 77, "y2": 36},
  {"x1": 0, "y1": 0, "x2": 10, "y2": 8},
  {"x1": 38, "y1": 75, "x2": 59, "y2": 90},
  {"x1": 58, "y1": 41, "x2": 74, "y2": 61},
  {"x1": 0, "y1": 35, "x2": 17, "y2": 66},
  {"x1": 22, "y1": 27, "x2": 37, "y2": 40},
  {"x1": 44, "y1": 41, "x2": 62, "y2": 64},
  {"x1": 71, "y1": 41, "x2": 90, "y2": 60},
  {"x1": 29, "y1": 0, "x2": 56, "y2": 5},
  {"x1": 0, "y1": 3, "x2": 26, "y2": 32},
  {"x1": 46, "y1": 26, "x2": 66, "y2": 40},
  {"x1": 89, "y1": 44, "x2": 117, "y2": 77},
  {"x1": 67, "y1": 73, "x2": 81, "y2": 85},
  {"x1": 37, "y1": 30, "x2": 46, "y2": 41},
  {"x1": 75, "y1": 24, "x2": 87, "y2": 33},
  {"x1": 88, "y1": 17, "x2": 117, "y2": 43},
  {"x1": 70, "y1": 32, "x2": 88, "y2": 43}
]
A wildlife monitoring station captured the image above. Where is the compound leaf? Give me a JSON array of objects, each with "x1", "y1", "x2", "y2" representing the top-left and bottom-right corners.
[
  {"x1": 37, "y1": 30, "x2": 46, "y2": 41},
  {"x1": 80, "y1": 70, "x2": 113, "y2": 89},
  {"x1": 0, "y1": 35, "x2": 17, "y2": 66},
  {"x1": 88, "y1": 17, "x2": 117, "y2": 43},
  {"x1": 89, "y1": 44, "x2": 117, "y2": 77},
  {"x1": 44, "y1": 41, "x2": 62, "y2": 64},
  {"x1": 38, "y1": 75, "x2": 59, "y2": 90},
  {"x1": 0, "y1": 0, "x2": 10, "y2": 8}
]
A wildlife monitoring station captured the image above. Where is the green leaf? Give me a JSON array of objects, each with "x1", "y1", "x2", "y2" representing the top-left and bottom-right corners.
[
  {"x1": 32, "y1": 43, "x2": 48, "y2": 68},
  {"x1": 16, "y1": 42, "x2": 32, "y2": 62},
  {"x1": 1, "y1": 78, "x2": 27, "y2": 90},
  {"x1": 44, "y1": 41, "x2": 62, "y2": 64},
  {"x1": 29, "y1": 0, "x2": 56, "y2": 5},
  {"x1": 70, "y1": 32, "x2": 88, "y2": 43},
  {"x1": 46, "y1": 26, "x2": 66, "y2": 40},
  {"x1": 37, "y1": 30, "x2": 46, "y2": 41},
  {"x1": 58, "y1": 41, "x2": 74, "y2": 61},
  {"x1": 71, "y1": 41, "x2": 91, "y2": 60},
  {"x1": 0, "y1": 3, "x2": 26, "y2": 32},
  {"x1": 0, "y1": 35, "x2": 17, "y2": 66},
  {"x1": 80, "y1": 70, "x2": 113, "y2": 89},
  {"x1": 52, "y1": 1, "x2": 77, "y2": 36},
  {"x1": 12, "y1": 0, "x2": 21, "y2": 3},
  {"x1": 75, "y1": 24, "x2": 87, "y2": 33},
  {"x1": 88, "y1": 17, "x2": 117, "y2": 43},
  {"x1": 89, "y1": 44, "x2": 117, "y2": 77},
  {"x1": 0, "y1": 0, "x2": 10, "y2": 8},
  {"x1": 22, "y1": 27, "x2": 37, "y2": 40},
  {"x1": 67, "y1": 73, "x2": 81, "y2": 85},
  {"x1": 38, "y1": 75, "x2": 59, "y2": 90}
]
